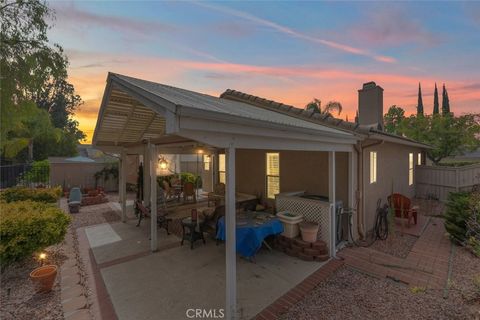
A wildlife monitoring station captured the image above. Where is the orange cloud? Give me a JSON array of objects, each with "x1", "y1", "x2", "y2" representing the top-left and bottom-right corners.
[{"x1": 68, "y1": 52, "x2": 479, "y2": 142}]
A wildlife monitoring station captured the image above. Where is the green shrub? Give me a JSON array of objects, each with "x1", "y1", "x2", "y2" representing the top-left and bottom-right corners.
[
  {"x1": 0, "y1": 186, "x2": 62, "y2": 203},
  {"x1": 466, "y1": 192, "x2": 480, "y2": 257},
  {"x1": 444, "y1": 192, "x2": 471, "y2": 243},
  {"x1": 0, "y1": 200, "x2": 71, "y2": 267},
  {"x1": 21, "y1": 160, "x2": 50, "y2": 184},
  {"x1": 444, "y1": 192, "x2": 478, "y2": 244}
]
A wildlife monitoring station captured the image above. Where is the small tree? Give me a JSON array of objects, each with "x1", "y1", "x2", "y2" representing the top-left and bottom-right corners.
[
  {"x1": 305, "y1": 99, "x2": 342, "y2": 116},
  {"x1": 384, "y1": 105, "x2": 406, "y2": 134}
]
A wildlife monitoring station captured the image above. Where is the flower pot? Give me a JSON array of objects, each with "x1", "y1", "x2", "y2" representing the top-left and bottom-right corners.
[
  {"x1": 30, "y1": 265, "x2": 57, "y2": 293},
  {"x1": 299, "y1": 222, "x2": 319, "y2": 243}
]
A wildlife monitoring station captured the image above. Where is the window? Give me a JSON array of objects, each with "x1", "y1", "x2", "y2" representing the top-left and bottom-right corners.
[
  {"x1": 417, "y1": 153, "x2": 422, "y2": 166},
  {"x1": 409, "y1": 153, "x2": 414, "y2": 186},
  {"x1": 218, "y1": 154, "x2": 226, "y2": 184},
  {"x1": 203, "y1": 155, "x2": 210, "y2": 171},
  {"x1": 369, "y1": 151, "x2": 377, "y2": 184},
  {"x1": 266, "y1": 153, "x2": 280, "y2": 199}
]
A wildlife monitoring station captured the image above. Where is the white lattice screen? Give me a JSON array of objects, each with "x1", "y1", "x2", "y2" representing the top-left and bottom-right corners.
[{"x1": 276, "y1": 193, "x2": 331, "y2": 247}]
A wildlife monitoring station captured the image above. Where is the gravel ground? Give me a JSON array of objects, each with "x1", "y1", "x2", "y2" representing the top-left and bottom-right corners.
[
  {"x1": 370, "y1": 232, "x2": 418, "y2": 258},
  {"x1": 449, "y1": 247, "x2": 480, "y2": 317},
  {"x1": 0, "y1": 245, "x2": 66, "y2": 320},
  {"x1": 71, "y1": 205, "x2": 121, "y2": 229},
  {"x1": 280, "y1": 266, "x2": 469, "y2": 320}
]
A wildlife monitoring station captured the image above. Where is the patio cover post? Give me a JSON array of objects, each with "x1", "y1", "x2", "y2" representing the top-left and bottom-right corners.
[
  {"x1": 120, "y1": 148, "x2": 127, "y2": 222},
  {"x1": 348, "y1": 151, "x2": 356, "y2": 240},
  {"x1": 225, "y1": 144, "x2": 237, "y2": 319},
  {"x1": 149, "y1": 143, "x2": 158, "y2": 252},
  {"x1": 328, "y1": 151, "x2": 336, "y2": 258},
  {"x1": 144, "y1": 144, "x2": 151, "y2": 206}
]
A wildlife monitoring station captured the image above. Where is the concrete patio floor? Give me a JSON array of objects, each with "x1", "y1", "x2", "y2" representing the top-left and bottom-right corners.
[{"x1": 81, "y1": 218, "x2": 326, "y2": 320}]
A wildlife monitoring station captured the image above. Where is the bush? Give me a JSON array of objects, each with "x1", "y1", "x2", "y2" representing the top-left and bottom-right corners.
[
  {"x1": 21, "y1": 160, "x2": 50, "y2": 184},
  {"x1": 444, "y1": 192, "x2": 472, "y2": 243},
  {"x1": 466, "y1": 192, "x2": 480, "y2": 257},
  {"x1": 0, "y1": 200, "x2": 71, "y2": 267},
  {"x1": 0, "y1": 187, "x2": 62, "y2": 203}
]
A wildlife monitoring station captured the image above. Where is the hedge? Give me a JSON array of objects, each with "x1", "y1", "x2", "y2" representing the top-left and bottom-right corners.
[
  {"x1": 0, "y1": 200, "x2": 71, "y2": 267},
  {"x1": 0, "y1": 186, "x2": 62, "y2": 203},
  {"x1": 444, "y1": 191, "x2": 472, "y2": 243}
]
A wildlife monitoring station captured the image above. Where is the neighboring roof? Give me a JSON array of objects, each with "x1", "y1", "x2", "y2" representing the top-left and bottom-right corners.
[
  {"x1": 65, "y1": 156, "x2": 95, "y2": 163},
  {"x1": 220, "y1": 89, "x2": 431, "y2": 149},
  {"x1": 48, "y1": 145, "x2": 118, "y2": 164},
  {"x1": 110, "y1": 73, "x2": 353, "y2": 137}
]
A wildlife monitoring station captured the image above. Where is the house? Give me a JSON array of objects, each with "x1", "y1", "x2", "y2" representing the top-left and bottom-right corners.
[{"x1": 92, "y1": 73, "x2": 429, "y2": 317}]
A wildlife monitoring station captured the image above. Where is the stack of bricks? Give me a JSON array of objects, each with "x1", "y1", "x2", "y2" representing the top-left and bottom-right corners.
[{"x1": 274, "y1": 235, "x2": 329, "y2": 262}]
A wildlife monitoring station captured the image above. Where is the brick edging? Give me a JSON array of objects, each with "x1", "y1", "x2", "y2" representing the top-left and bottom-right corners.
[{"x1": 254, "y1": 259, "x2": 344, "y2": 320}]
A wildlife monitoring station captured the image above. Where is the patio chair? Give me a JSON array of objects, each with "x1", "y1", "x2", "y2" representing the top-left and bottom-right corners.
[
  {"x1": 387, "y1": 193, "x2": 418, "y2": 226},
  {"x1": 207, "y1": 183, "x2": 225, "y2": 207},
  {"x1": 162, "y1": 180, "x2": 175, "y2": 200},
  {"x1": 183, "y1": 182, "x2": 196, "y2": 203},
  {"x1": 135, "y1": 200, "x2": 171, "y2": 234},
  {"x1": 68, "y1": 187, "x2": 82, "y2": 213}
]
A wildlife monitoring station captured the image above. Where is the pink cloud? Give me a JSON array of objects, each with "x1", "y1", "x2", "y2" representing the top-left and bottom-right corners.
[
  {"x1": 51, "y1": 2, "x2": 175, "y2": 37},
  {"x1": 194, "y1": 2, "x2": 397, "y2": 63},
  {"x1": 67, "y1": 51, "x2": 479, "y2": 142},
  {"x1": 348, "y1": 6, "x2": 441, "y2": 48}
]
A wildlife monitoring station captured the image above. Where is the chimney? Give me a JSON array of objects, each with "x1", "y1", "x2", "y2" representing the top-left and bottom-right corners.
[{"x1": 358, "y1": 81, "x2": 384, "y2": 130}]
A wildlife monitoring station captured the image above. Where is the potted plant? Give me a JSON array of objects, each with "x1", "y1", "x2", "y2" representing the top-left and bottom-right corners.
[
  {"x1": 299, "y1": 221, "x2": 319, "y2": 242},
  {"x1": 30, "y1": 264, "x2": 58, "y2": 293}
]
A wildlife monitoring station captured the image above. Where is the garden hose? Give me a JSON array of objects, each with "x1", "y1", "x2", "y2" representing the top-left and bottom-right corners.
[{"x1": 346, "y1": 198, "x2": 389, "y2": 247}]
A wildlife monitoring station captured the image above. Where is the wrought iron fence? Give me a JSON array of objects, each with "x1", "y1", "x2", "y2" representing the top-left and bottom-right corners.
[{"x1": 0, "y1": 163, "x2": 50, "y2": 189}]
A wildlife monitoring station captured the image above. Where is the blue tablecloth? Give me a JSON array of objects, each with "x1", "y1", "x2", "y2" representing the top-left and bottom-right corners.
[{"x1": 216, "y1": 214, "x2": 284, "y2": 258}]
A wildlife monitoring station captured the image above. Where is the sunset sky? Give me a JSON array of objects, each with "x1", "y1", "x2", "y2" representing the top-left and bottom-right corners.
[{"x1": 47, "y1": 1, "x2": 480, "y2": 143}]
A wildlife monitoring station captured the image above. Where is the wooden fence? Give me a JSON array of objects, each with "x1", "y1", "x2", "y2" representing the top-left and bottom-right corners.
[{"x1": 416, "y1": 164, "x2": 480, "y2": 201}]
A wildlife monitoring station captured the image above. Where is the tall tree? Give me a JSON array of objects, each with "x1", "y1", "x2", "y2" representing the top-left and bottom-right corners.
[
  {"x1": 384, "y1": 105, "x2": 406, "y2": 134},
  {"x1": 305, "y1": 99, "x2": 342, "y2": 116},
  {"x1": 442, "y1": 84, "x2": 451, "y2": 115},
  {"x1": 433, "y1": 83, "x2": 440, "y2": 115},
  {"x1": 0, "y1": 0, "x2": 84, "y2": 162},
  {"x1": 417, "y1": 83, "x2": 424, "y2": 115}
]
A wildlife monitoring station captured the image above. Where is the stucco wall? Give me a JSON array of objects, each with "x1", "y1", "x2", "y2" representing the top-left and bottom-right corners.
[
  {"x1": 362, "y1": 142, "x2": 422, "y2": 232},
  {"x1": 234, "y1": 149, "x2": 349, "y2": 205}
]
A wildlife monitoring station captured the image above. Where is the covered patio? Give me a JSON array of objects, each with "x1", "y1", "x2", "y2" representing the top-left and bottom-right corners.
[{"x1": 92, "y1": 73, "x2": 359, "y2": 318}]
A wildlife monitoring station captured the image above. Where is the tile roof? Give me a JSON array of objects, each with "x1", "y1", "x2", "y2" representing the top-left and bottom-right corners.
[{"x1": 220, "y1": 89, "x2": 431, "y2": 148}]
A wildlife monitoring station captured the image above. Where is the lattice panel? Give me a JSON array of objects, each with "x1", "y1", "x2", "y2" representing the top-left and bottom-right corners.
[{"x1": 276, "y1": 194, "x2": 331, "y2": 247}]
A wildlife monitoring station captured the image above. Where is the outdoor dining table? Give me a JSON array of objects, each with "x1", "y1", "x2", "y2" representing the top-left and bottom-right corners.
[{"x1": 216, "y1": 212, "x2": 284, "y2": 258}]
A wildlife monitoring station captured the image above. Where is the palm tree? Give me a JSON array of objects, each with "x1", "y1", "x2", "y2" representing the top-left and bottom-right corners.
[{"x1": 305, "y1": 98, "x2": 342, "y2": 116}]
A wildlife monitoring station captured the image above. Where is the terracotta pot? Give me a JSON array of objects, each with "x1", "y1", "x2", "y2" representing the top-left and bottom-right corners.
[
  {"x1": 299, "y1": 222, "x2": 319, "y2": 243},
  {"x1": 30, "y1": 265, "x2": 57, "y2": 293}
]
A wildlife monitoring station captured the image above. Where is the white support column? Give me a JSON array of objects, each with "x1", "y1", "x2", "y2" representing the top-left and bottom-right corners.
[
  {"x1": 143, "y1": 144, "x2": 151, "y2": 206},
  {"x1": 225, "y1": 144, "x2": 237, "y2": 319},
  {"x1": 328, "y1": 151, "x2": 336, "y2": 258},
  {"x1": 348, "y1": 151, "x2": 357, "y2": 241},
  {"x1": 120, "y1": 149, "x2": 127, "y2": 222},
  {"x1": 149, "y1": 143, "x2": 158, "y2": 252}
]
